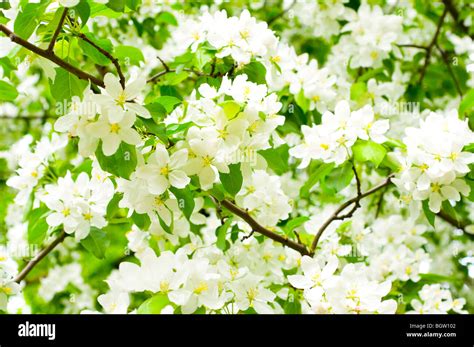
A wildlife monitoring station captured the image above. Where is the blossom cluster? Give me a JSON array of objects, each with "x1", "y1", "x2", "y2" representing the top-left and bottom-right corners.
[
  {"x1": 393, "y1": 110, "x2": 474, "y2": 213},
  {"x1": 289, "y1": 100, "x2": 389, "y2": 167},
  {"x1": 38, "y1": 167, "x2": 114, "y2": 241}
]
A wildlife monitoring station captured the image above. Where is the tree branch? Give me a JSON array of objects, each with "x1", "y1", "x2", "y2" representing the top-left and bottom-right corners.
[
  {"x1": 435, "y1": 43, "x2": 463, "y2": 97},
  {"x1": 442, "y1": 0, "x2": 473, "y2": 39},
  {"x1": 0, "y1": 24, "x2": 105, "y2": 87},
  {"x1": 218, "y1": 199, "x2": 310, "y2": 256},
  {"x1": 14, "y1": 231, "x2": 67, "y2": 283},
  {"x1": 47, "y1": 7, "x2": 68, "y2": 53},
  {"x1": 309, "y1": 175, "x2": 394, "y2": 254},
  {"x1": 437, "y1": 210, "x2": 474, "y2": 240},
  {"x1": 419, "y1": 7, "x2": 448, "y2": 84},
  {"x1": 147, "y1": 67, "x2": 203, "y2": 84},
  {"x1": 76, "y1": 32, "x2": 126, "y2": 88}
]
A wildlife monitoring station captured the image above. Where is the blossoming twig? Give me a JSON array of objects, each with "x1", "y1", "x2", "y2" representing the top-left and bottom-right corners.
[
  {"x1": 0, "y1": 24, "x2": 105, "y2": 87},
  {"x1": 218, "y1": 199, "x2": 310, "y2": 256},
  {"x1": 14, "y1": 231, "x2": 68, "y2": 283},
  {"x1": 309, "y1": 174, "x2": 394, "y2": 255}
]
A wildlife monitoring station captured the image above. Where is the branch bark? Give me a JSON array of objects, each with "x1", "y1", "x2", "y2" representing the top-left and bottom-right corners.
[
  {"x1": 14, "y1": 231, "x2": 67, "y2": 283},
  {"x1": 309, "y1": 175, "x2": 394, "y2": 254},
  {"x1": 437, "y1": 210, "x2": 474, "y2": 240},
  {"x1": 0, "y1": 24, "x2": 105, "y2": 87},
  {"x1": 218, "y1": 199, "x2": 310, "y2": 256}
]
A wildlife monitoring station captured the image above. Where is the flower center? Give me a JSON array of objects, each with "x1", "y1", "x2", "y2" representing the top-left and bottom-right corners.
[
  {"x1": 110, "y1": 123, "x2": 121, "y2": 134},
  {"x1": 194, "y1": 281, "x2": 208, "y2": 294}
]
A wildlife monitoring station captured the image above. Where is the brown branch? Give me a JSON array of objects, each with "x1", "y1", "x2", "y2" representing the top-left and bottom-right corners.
[
  {"x1": 147, "y1": 67, "x2": 203, "y2": 84},
  {"x1": 309, "y1": 175, "x2": 394, "y2": 254},
  {"x1": 397, "y1": 44, "x2": 429, "y2": 51},
  {"x1": 219, "y1": 199, "x2": 310, "y2": 256},
  {"x1": 47, "y1": 8, "x2": 68, "y2": 53},
  {"x1": 442, "y1": 0, "x2": 473, "y2": 39},
  {"x1": 419, "y1": 7, "x2": 448, "y2": 84},
  {"x1": 435, "y1": 43, "x2": 463, "y2": 97},
  {"x1": 77, "y1": 32, "x2": 125, "y2": 88},
  {"x1": 14, "y1": 231, "x2": 67, "y2": 283},
  {"x1": 437, "y1": 210, "x2": 474, "y2": 240},
  {"x1": 0, "y1": 24, "x2": 105, "y2": 88}
]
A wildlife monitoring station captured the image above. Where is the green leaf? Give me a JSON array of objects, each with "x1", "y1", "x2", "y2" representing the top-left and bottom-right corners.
[
  {"x1": 125, "y1": 0, "x2": 141, "y2": 11},
  {"x1": 219, "y1": 163, "x2": 243, "y2": 197},
  {"x1": 73, "y1": 0, "x2": 91, "y2": 27},
  {"x1": 154, "y1": 96, "x2": 182, "y2": 114},
  {"x1": 132, "y1": 212, "x2": 151, "y2": 230},
  {"x1": 115, "y1": 45, "x2": 145, "y2": 66},
  {"x1": 156, "y1": 11, "x2": 177, "y2": 25},
  {"x1": 27, "y1": 207, "x2": 49, "y2": 245},
  {"x1": 106, "y1": 0, "x2": 125, "y2": 12},
  {"x1": 352, "y1": 140, "x2": 387, "y2": 167},
  {"x1": 80, "y1": 227, "x2": 110, "y2": 259},
  {"x1": 283, "y1": 216, "x2": 309, "y2": 236},
  {"x1": 14, "y1": 1, "x2": 48, "y2": 39},
  {"x1": 459, "y1": 89, "x2": 474, "y2": 118},
  {"x1": 350, "y1": 81, "x2": 368, "y2": 105},
  {"x1": 324, "y1": 162, "x2": 355, "y2": 192},
  {"x1": 216, "y1": 217, "x2": 233, "y2": 251},
  {"x1": 0, "y1": 81, "x2": 18, "y2": 101},
  {"x1": 137, "y1": 294, "x2": 170, "y2": 314},
  {"x1": 422, "y1": 200, "x2": 436, "y2": 227},
  {"x1": 169, "y1": 186, "x2": 195, "y2": 220},
  {"x1": 50, "y1": 68, "x2": 88, "y2": 102},
  {"x1": 237, "y1": 62, "x2": 267, "y2": 85},
  {"x1": 77, "y1": 34, "x2": 113, "y2": 66},
  {"x1": 166, "y1": 122, "x2": 193, "y2": 136},
  {"x1": 95, "y1": 142, "x2": 137, "y2": 179},
  {"x1": 259, "y1": 145, "x2": 290, "y2": 175},
  {"x1": 295, "y1": 90, "x2": 309, "y2": 113},
  {"x1": 220, "y1": 100, "x2": 241, "y2": 119},
  {"x1": 300, "y1": 162, "x2": 335, "y2": 198}
]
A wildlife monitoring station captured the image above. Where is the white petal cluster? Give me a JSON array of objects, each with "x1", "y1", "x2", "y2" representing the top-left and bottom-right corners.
[
  {"x1": 6, "y1": 134, "x2": 68, "y2": 204},
  {"x1": 340, "y1": 4, "x2": 403, "y2": 68},
  {"x1": 236, "y1": 170, "x2": 292, "y2": 228},
  {"x1": 393, "y1": 110, "x2": 474, "y2": 213},
  {"x1": 102, "y1": 246, "x2": 283, "y2": 314},
  {"x1": 39, "y1": 167, "x2": 114, "y2": 241},
  {"x1": 407, "y1": 284, "x2": 467, "y2": 314},
  {"x1": 289, "y1": 256, "x2": 397, "y2": 314},
  {"x1": 289, "y1": 100, "x2": 389, "y2": 167},
  {"x1": 55, "y1": 74, "x2": 149, "y2": 156},
  {"x1": 0, "y1": 250, "x2": 20, "y2": 311},
  {"x1": 166, "y1": 74, "x2": 284, "y2": 189}
]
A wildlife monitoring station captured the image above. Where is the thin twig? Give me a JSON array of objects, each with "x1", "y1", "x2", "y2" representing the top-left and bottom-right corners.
[
  {"x1": 219, "y1": 199, "x2": 310, "y2": 256},
  {"x1": 397, "y1": 44, "x2": 429, "y2": 51},
  {"x1": 147, "y1": 67, "x2": 203, "y2": 83},
  {"x1": 0, "y1": 24, "x2": 105, "y2": 87},
  {"x1": 14, "y1": 231, "x2": 67, "y2": 283},
  {"x1": 47, "y1": 8, "x2": 68, "y2": 52},
  {"x1": 435, "y1": 43, "x2": 463, "y2": 97},
  {"x1": 76, "y1": 32, "x2": 125, "y2": 88},
  {"x1": 419, "y1": 7, "x2": 448, "y2": 84},
  {"x1": 437, "y1": 210, "x2": 474, "y2": 240},
  {"x1": 309, "y1": 175, "x2": 394, "y2": 254},
  {"x1": 442, "y1": 0, "x2": 473, "y2": 39}
]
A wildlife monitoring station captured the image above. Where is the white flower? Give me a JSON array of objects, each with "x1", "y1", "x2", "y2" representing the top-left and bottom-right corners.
[
  {"x1": 229, "y1": 274, "x2": 276, "y2": 314},
  {"x1": 93, "y1": 73, "x2": 150, "y2": 123},
  {"x1": 87, "y1": 111, "x2": 141, "y2": 156},
  {"x1": 98, "y1": 291, "x2": 130, "y2": 314},
  {"x1": 135, "y1": 145, "x2": 190, "y2": 195}
]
